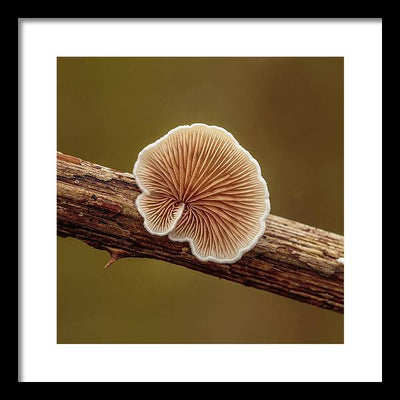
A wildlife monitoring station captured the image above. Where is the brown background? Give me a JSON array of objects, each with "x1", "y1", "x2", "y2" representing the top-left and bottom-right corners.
[{"x1": 57, "y1": 57, "x2": 344, "y2": 343}]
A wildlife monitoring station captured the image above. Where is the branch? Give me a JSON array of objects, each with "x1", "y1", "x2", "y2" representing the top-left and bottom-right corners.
[{"x1": 57, "y1": 152, "x2": 344, "y2": 313}]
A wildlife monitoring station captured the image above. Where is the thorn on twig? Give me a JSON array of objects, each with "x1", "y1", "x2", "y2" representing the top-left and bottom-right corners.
[{"x1": 104, "y1": 247, "x2": 128, "y2": 269}]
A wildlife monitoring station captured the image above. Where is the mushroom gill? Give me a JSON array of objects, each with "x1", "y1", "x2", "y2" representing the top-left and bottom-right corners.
[{"x1": 133, "y1": 123, "x2": 270, "y2": 263}]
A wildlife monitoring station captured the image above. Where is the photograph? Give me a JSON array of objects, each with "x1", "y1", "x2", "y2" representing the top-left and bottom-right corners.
[{"x1": 57, "y1": 56, "x2": 344, "y2": 344}]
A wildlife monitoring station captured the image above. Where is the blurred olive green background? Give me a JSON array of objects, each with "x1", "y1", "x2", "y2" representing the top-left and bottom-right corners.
[{"x1": 57, "y1": 57, "x2": 343, "y2": 344}]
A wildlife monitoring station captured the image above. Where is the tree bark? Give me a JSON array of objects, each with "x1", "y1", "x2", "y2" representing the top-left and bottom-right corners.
[{"x1": 57, "y1": 152, "x2": 344, "y2": 313}]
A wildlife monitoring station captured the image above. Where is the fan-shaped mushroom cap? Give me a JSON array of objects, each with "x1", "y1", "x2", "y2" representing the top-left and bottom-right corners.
[{"x1": 133, "y1": 123, "x2": 270, "y2": 263}]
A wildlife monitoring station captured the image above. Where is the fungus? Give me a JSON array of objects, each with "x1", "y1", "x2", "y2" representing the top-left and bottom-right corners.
[{"x1": 133, "y1": 123, "x2": 270, "y2": 263}]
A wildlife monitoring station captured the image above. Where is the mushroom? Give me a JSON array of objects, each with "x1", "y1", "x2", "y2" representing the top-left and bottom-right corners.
[{"x1": 133, "y1": 123, "x2": 270, "y2": 263}]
